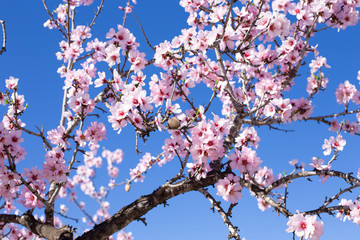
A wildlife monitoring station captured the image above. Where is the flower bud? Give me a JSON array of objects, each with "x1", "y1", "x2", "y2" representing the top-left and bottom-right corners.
[
  {"x1": 167, "y1": 117, "x2": 180, "y2": 129},
  {"x1": 125, "y1": 183, "x2": 131, "y2": 192}
]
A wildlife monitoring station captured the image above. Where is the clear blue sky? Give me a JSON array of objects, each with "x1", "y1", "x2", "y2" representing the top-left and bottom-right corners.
[{"x1": 1, "y1": 1, "x2": 360, "y2": 239}]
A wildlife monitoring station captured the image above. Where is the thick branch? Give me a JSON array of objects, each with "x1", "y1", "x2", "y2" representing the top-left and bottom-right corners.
[
  {"x1": 0, "y1": 211, "x2": 73, "y2": 240},
  {"x1": 76, "y1": 171, "x2": 229, "y2": 240}
]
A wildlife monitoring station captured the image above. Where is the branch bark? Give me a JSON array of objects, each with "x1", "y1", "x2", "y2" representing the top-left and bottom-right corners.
[
  {"x1": 0, "y1": 20, "x2": 6, "y2": 55},
  {"x1": 0, "y1": 211, "x2": 73, "y2": 240},
  {"x1": 76, "y1": 171, "x2": 229, "y2": 240}
]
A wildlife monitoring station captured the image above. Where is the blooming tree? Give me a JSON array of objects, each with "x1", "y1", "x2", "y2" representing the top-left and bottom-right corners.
[{"x1": 1, "y1": 0, "x2": 360, "y2": 239}]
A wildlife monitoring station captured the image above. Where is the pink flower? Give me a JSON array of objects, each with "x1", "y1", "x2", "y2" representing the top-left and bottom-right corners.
[
  {"x1": 254, "y1": 166, "x2": 275, "y2": 186},
  {"x1": 189, "y1": 119, "x2": 225, "y2": 162},
  {"x1": 257, "y1": 198, "x2": 270, "y2": 212},
  {"x1": 117, "y1": 230, "x2": 133, "y2": 240},
  {"x1": 215, "y1": 174, "x2": 243, "y2": 204},
  {"x1": 286, "y1": 212, "x2": 323, "y2": 240},
  {"x1": 47, "y1": 126, "x2": 68, "y2": 149},
  {"x1": 350, "y1": 200, "x2": 360, "y2": 225},
  {"x1": 22, "y1": 167, "x2": 45, "y2": 186},
  {"x1": 329, "y1": 118, "x2": 339, "y2": 132},
  {"x1": 309, "y1": 56, "x2": 330, "y2": 74},
  {"x1": 337, "y1": 199, "x2": 353, "y2": 222},
  {"x1": 154, "y1": 41, "x2": 178, "y2": 70},
  {"x1": 71, "y1": 25, "x2": 91, "y2": 41},
  {"x1": 42, "y1": 157, "x2": 69, "y2": 183},
  {"x1": 309, "y1": 157, "x2": 328, "y2": 171},
  {"x1": 75, "y1": 130, "x2": 87, "y2": 147},
  {"x1": 290, "y1": 98, "x2": 313, "y2": 121},
  {"x1": 94, "y1": 71, "x2": 107, "y2": 87},
  {"x1": 5, "y1": 76, "x2": 19, "y2": 90},
  {"x1": 289, "y1": 159, "x2": 298, "y2": 166},
  {"x1": 128, "y1": 50, "x2": 147, "y2": 72},
  {"x1": 342, "y1": 121, "x2": 360, "y2": 134},
  {"x1": 84, "y1": 121, "x2": 107, "y2": 143},
  {"x1": 322, "y1": 135, "x2": 346, "y2": 156},
  {"x1": 105, "y1": 44, "x2": 121, "y2": 67},
  {"x1": 68, "y1": 91, "x2": 95, "y2": 115},
  {"x1": 235, "y1": 127, "x2": 261, "y2": 149},
  {"x1": 268, "y1": 13, "x2": 290, "y2": 38},
  {"x1": 154, "y1": 114, "x2": 166, "y2": 131},
  {"x1": 335, "y1": 80, "x2": 357, "y2": 105},
  {"x1": 229, "y1": 147, "x2": 262, "y2": 176},
  {"x1": 187, "y1": 162, "x2": 211, "y2": 180},
  {"x1": 107, "y1": 165, "x2": 119, "y2": 178}
]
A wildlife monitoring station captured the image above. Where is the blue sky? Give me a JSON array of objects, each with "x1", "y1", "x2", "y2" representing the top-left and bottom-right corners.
[{"x1": 1, "y1": 1, "x2": 360, "y2": 239}]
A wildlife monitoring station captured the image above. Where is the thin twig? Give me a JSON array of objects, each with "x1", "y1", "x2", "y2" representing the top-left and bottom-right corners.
[
  {"x1": 41, "y1": 0, "x2": 67, "y2": 38},
  {"x1": 132, "y1": 12, "x2": 155, "y2": 51},
  {"x1": 89, "y1": 0, "x2": 105, "y2": 28},
  {"x1": 0, "y1": 20, "x2": 6, "y2": 55}
]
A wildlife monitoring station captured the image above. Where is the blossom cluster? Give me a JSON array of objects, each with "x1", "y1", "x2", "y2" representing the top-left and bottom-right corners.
[
  {"x1": 215, "y1": 174, "x2": 243, "y2": 204},
  {"x1": 286, "y1": 212, "x2": 324, "y2": 240},
  {"x1": 2, "y1": 0, "x2": 360, "y2": 239}
]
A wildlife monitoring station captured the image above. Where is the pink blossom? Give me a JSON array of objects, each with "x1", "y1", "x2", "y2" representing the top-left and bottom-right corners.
[
  {"x1": 350, "y1": 200, "x2": 360, "y2": 225},
  {"x1": 102, "y1": 149, "x2": 124, "y2": 164},
  {"x1": 94, "y1": 71, "x2": 107, "y2": 88},
  {"x1": 290, "y1": 98, "x2": 313, "y2": 121},
  {"x1": 154, "y1": 114, "x2": 166, "y2": 131},
  {"x1": 309, "y1": 56, "x2": 330, "y2": 74},
  {"x1": 42, "y1": 157, "x2": 69, "y2": 183},
  {"x1": 107, "y1": 165, "x2": 119, "y2": 178},
  {"x1": 68, "y1": 91, "x2": 95, "y2": 115},
  {"x1": 84, "y1": 121, "x2": 107, "y2": 144},
  {"x1": 267, "y1": 13, "x2": 290, "y2": 38},
  {"x1": 128, "y1": 50, "x2": 147, "y2": 72},
  {"x1": 187, "y1": 162, "x2": 211, "y2": 180},
  {"x1": 43, "y1": 19, "x2": 57, "y2": 29},
  {"x1": 75, "y1": 130, "x2": 87, "y2": 147},
  {"x1": 254, "y1": 166, "x2": 275, "y2": 186},
  {"x1": 22, "y1": 167, "x2": 45, "y2": 186},
  {"x1": 337, "y1": 199, "x2": 353, "y2": 222},
  {"x1": 342, "y1": 121, "x2": 360, "y2": 134},
  {"x1": 235, "y1": 127, "x2": 260, "y2": 149},
  {"x1": 154, "y1": 41, "x2": 179, "y2": 70},
  {"x1": 229, "y1": 147, "x2": 262, "y2": 176},
  {"x1": 129, "y1": 153, "x2": 154, "y2": 182},
  {"x1": 257, "y1": 198, "x2": 270, "y2": 212},
  {"x1": 286, "y1": 212, "x2": 323, "y2": 240},
  {"x1": 5, "y1": 76, "x2": 19, "y2": 90},
  {"x1": 117, "y1": 230, "x2": 133, "y2": 240},
  {"x1": 309, "y1": 157, "x2": 329, "y2": 171},
  {"x1": 335, "y1": 80, "x2": 357, "y2": 105},
  {"x1": 322, "y1": 135, "x2": 346, "y2": 156},
  {"x1": 329, "y1": 118, "x2": 340, "y2": 132},
  {"x1": 189, "y1": 119, "x2": 225, "y2": 163},
  {"x1": 215, "y1": 174, "x2": 243, "y2": 204},
  {"x1": 72, "y1": 25, "x2": 91, "y2": 41},
  {"x1": 105, "y1": 44, "x2": 121, "y2": 67},
  {"x1": 306, "y1": 73, "x2": 329, "y2": 95},
  {"x1": 289, "y1": 159, "x2": 298, "y2": 166},
  {"x1": 108, "y1": 102, "x2": 130, "y2": 133},
  {"x1": 47, "y1": 126, "x2": 68, "y2": 149}
]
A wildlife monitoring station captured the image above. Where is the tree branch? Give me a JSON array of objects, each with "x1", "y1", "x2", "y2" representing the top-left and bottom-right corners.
[
  {"x1": 198, "y1": 188, "x2": 241, "y2": 240},
  {"x1": 0, "y1": 20, "x2": 6, "y2": 55},
  {"x1": 76, "y1": 171, "x2": 229, "y2": 240},
  {"x1": 0, "y1": 211, "x2": 73, "y2": 240}
]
